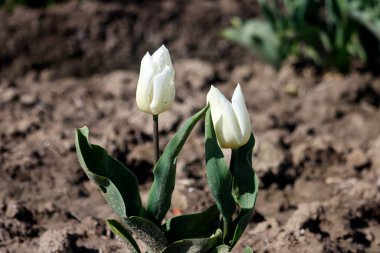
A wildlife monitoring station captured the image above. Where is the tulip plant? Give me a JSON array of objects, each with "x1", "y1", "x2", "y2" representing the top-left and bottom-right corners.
[{"x1": 75, "y1": 45, "x2": 259, "y2": 253}]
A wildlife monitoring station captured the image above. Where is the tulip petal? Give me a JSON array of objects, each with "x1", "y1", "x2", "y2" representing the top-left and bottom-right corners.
[
  {"x1": 152, "y1": 45, "x2": 172, "y2": 73},
  {"x1": 150, "y1": 66, "x2": 175, "y2": 115},
  {"x1": 136, "y1": 52, "x2": 154, "y2": 113},
  {"x1": 232, "y1": 84, "x2": 251, "y2": 146},
  {"x1": 206, "y1": 86, "x2": 223, "y2": 128},
  {"x1": 207, "y1": 86, "x2": 242, "y2": 149}
]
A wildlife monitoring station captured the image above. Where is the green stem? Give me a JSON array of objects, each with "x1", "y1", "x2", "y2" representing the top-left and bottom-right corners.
[
  {"x1": 224, "y1": 148, "x2": 235, "y2": 243},
  {"x1": 223, "y1": 216, "x2": 232, "y2": 242},
  {"x1": 153, "y1": 114, "x2": 159, "y2": 164}
]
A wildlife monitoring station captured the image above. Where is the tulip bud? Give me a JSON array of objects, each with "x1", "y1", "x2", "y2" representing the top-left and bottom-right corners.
[
  {"x1": 207, "y1": 84, "x2": 251, "y2": 149},
  {"x1": 136, "y1": 45, "x2": 175, "y2": 115}
]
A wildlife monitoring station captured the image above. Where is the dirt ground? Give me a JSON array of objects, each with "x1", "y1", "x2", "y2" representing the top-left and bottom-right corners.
[{"x1": 1, "y1": 1, "x2": 380, "y2": 253}]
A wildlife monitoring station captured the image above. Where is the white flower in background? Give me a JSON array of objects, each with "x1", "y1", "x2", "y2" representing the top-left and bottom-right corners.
[
  {"x1": 136, "y1": 45, "x2": 175, "y2": 115},
  {"x1": 207, "y1": 84, "x2": 251, "y2": 149}
]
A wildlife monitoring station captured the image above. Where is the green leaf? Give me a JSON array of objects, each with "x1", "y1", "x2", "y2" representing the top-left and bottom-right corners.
[
  {"x1": 243, "y1": 246, "x2": 254, "y2": 253},
  {"x1": 161, "y1": 230, "x2": 222, "y2": 253},
  {"x1": 106, "y1": 219, "x2": 141, "y2": 253},
  {"x1": 230, "y1": 134, "x2": 259, "y2": 246},
  {"x1": 204, "y1": 110, "x2": 236, "y2": 222},
  {"x1": 230, "y1": 174, "x2": 259, "y2": 247},
  {"x1": 348, "y1": 7, "x2": 380, "y2": 41},
  {"x1": 231, "y1": 176, "x2": 259, "y2": 246},
  {"x1": 124, "y1": 216, "x2": 168, "y2": 252},
  {"x1": 222, "y1": 19, "x2": 283, "y2": 67},
  {"x1": 75, "y1": 127, "x2": 143, "y2": 218},
  {"x1": 326, "y1": 0, "x2": 347, "y2": 23},
  {"x1": 210, "y1": 245, "x2": 230, "y2": 253},
  {"x1": 164, "y1": 205, "x2": 220, "y2": 243},
  {"x1": 231, "y1": 210, "x2": 253, "y2": 247},
  {"x1": 230, "y1": 135, "x2": 258, "y2": 210},
  {"x1": 147, "y1": 106, "x2": 209, "y2": 223}
]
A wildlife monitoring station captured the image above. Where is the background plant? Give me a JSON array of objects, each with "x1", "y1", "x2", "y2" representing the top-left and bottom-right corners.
[{"x1": 222, "y1": 0, "x2": 380, "y2": 72}]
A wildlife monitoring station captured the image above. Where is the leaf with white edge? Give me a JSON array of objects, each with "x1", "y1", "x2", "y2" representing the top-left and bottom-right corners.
[
  {"x1": 75, "y1": 127, "x2": 143, "y2": 218},
  {"x1": 164, "y1": 205, "x2": 220, "y2": 243},
  {"x1": 161, "y1": 230, "x2": 222, "y2": 253},
  {"x1": 147, "y1": 106, "x2": 208, "y2": 223},
  {"x1": 107, "y1": 219, "x2": 141, "y2": 253},
  {"x1": 124, "y1": 216, "x2": 168, "y2": 252},
  {"x1": 204, "y1": 110, "x2": 236, "y2": 222}
]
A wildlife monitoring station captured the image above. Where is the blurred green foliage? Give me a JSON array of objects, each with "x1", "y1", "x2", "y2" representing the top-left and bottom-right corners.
[{"x1": 222, "y1": 0, "x2": 380, "y2": 72}]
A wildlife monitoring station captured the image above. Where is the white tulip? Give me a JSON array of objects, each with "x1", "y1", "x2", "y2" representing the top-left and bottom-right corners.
[
  {"x1": 207, "y1": 84, "x2": 251, "y2": 149},
  {"x1": 136, "y1": 45, "x2": 175, "y2": 115}
]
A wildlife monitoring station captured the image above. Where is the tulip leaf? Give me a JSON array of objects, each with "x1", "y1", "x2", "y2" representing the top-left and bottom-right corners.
[
  {"x1": 205, "y1": 110, "x2": 236, "y2": 221},
  {"x1": 75, "y1": 127, "x2": 143, "y2": 218},
  {"x1": 147, "y1": 106, "x2": 209, "y2": 223},
  {"x1": 164, "y1": 205, "x2": 220, "y2": 243},
  {"x1": 229, "y1": 134, "x2": 259, "y2": 246},
  {"x1": 230, "y1": 175, "x2": 259, "y2": 247},
  {"x1": 106, "y1": 219, "x2": 141, "y2": 253},
  {"x1": 233, "y1": 208, "x2": 257, "y2": 247},
  {"x1": 161, "y1": 230, "x2": 222, "y2": 253},
  {"x1": 230, "y1": 211, "x2": 251, "y2": 248},
  {"x1": 124, "y1": 216, "x2": 168, "y2": 252},
  {"x1": 230, "y1": 134, "x2": 258, "y2": 210}
]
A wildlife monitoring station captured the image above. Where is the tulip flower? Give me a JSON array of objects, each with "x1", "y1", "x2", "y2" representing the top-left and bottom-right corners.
[
  {"x1": 136, "y1": 45, "x2": 175, "y2": 115},
  {"x1": 207, "y1": 84, "x2": 251, "y2": 149}
]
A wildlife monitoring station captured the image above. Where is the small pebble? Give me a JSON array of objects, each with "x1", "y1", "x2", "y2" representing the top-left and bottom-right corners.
[
  {"x1": 1, "y1": 88, "x2": 17, "y2": 103},
  {"x1": 20, "y1": 94, "x2": 37, "y2": 106}
]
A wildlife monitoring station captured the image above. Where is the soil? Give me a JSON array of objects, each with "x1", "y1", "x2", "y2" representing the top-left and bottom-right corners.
[{"x1": 1, "y1": 1, "x2": 380, "y2": 253}]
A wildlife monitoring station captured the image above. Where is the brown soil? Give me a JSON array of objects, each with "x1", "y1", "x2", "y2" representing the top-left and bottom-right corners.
[{"x1": 1, "y1": 1, "x2": 380, "y2": 253}]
